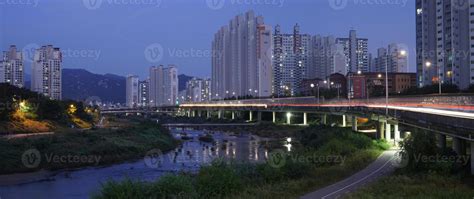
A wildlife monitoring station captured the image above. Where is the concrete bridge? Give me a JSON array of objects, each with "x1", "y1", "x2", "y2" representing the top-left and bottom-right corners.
[{"x1": 179, "y1": 95, "x2": 474, "y2": 174}]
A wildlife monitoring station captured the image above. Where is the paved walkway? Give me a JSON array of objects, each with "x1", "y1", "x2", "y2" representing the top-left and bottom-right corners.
[{"x1": 301, "y1": 150, "x2": 399, "y2": 199}]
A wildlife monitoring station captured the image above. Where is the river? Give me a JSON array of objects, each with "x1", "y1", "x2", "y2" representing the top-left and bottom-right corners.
[{"x1": 0, "y1": 129, "x2": 286, "y2": 199}]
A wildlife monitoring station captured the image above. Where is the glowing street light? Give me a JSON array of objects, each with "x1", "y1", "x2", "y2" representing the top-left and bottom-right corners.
[{"x1": 400, "y1": 50, "x2": 407, "y2": 56}]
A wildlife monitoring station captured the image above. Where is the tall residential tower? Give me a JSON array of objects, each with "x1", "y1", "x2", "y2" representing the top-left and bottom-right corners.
[
  {"x1": 32, "y1": 45, "x2": 62, "y2": 100},
  {"x1": 1, "y1": 45, "x2": 24, "y2": 88}
]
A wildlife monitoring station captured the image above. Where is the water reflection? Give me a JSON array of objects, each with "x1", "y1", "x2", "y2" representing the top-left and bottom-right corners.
[{"x1": 0, "y1": 129, "x2": 272, "y2": 199}]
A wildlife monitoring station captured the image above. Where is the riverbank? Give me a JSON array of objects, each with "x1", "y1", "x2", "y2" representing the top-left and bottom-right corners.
[
  {"x1": 0, "y1": 120, "x2": 178, "y2": 174},
  {"x1": 93, "y1": 125, "x2": 390, "y2": 199}
]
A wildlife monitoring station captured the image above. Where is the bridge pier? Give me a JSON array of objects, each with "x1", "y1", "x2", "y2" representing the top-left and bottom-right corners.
[
  {"x1": 341, "y1": 115, "x2": 347, "y2": 127},
  {"x1": 249, "y1": 111, "x2": 253, "y2": 122},
  {"x1": 218, "y1": 110, "x2": 223, "y2": 119},
  {"x1": 322, "y1": 114, "x2": 327, "y2": 125},
  {"x1": 471, "y1": 141, "x2": 474, "y2": 175},
  {"x1": 453, "y1": 137, "x2": 466, "y2": 155},
  {"x1": 257, "y1": 112, "x2": 262, "y2": 122},
  {"x1": 385, "y1": 123, "x2": 392, "y2": 141},
  {"x1": 303, "y1": 113, "x2": 308, "y2": 125},
  {"x1": 287, "y1": 113, "x2": 291, "y2": 125},
  {"x1": 351, "y1": 116, "x2": 358, "y2": 131},
  {"x1": 206, "y1": 110, "x2": 211, "y2": 119},
  {"x1": 436, "y1": 134, "x2": 447, "y2": 149},
  {"x1": 232, "y1": 111, "x2": 235, "y2": 120},
  {"x1": 272, "y1": 112, "x2": 276, "y2": 123},
  {"x1": 394, "y1": 124, "x2": 400, "y2": 143},
  {"x1": 198, "y1": 110, "x2": 202, "y2": 117},
  {"x1": 377, "y1": 121, "x2": 385, "y2": 140}
]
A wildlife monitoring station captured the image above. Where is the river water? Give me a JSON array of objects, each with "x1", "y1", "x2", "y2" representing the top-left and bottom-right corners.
[{"x1": 0, "y1": 129, "x2": 282, "y2": 199}]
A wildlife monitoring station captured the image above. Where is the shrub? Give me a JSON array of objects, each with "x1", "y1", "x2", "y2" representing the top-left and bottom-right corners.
[
  {"x1": 151, "y1": 174, "x2": 197, "y2": 199},
  {"x1": 196, "y1": 161, "x2": 243, "y2": 198},
  {"x1": 94, "y1": 179, "x2": 150, "y2": 199}
]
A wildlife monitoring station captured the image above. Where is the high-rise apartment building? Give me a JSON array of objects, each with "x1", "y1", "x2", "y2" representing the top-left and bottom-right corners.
[
  {"x1": 138, "y1": 79, "x2": 149, "y2": 107},
  {"x1": 185, "y1": 78, "x2": 211, "y2": 102},
  {"x1": 273, "y1": 24, "x2": 312, "y2": 96},
  {"x1": 416, "y1": 0, "x2": 473, "y2": 89},
  {"x1": 336, "y1": 30, "x2": 369, "y2": 74},
  {"x1": 311, "y1": 35, "x2": 346, "y2": 79},
  {"x1": 1, "y1": 45, "x2": 24, "y2": 88},
  {"x1": 211, "y1": 10, "x2": 273, "y2": 99},
  {"x1": 32, "y1": 45, "x2": 62, "y2": 100},
  {"x1": 375, "y1": 44, "x2": 408, "y2": 73},
  {"x1": 149, "y1": 65, "x2": 178, "y2": 106},
  {"x1": 126, "y1": 75, "x2": 139, "y2": 108}
]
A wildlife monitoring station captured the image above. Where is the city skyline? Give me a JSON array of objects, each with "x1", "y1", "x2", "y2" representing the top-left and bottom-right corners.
[{"x1": 0, "y1": 0, "x2": 415, "y2": 79}]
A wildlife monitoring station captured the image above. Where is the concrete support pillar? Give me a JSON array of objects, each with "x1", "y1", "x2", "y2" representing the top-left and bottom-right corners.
[
  {"x1": 249, "y1": 111, "x2": 253, "y2": 121},
  {"x1": 187, "y1": 111, "x2": 191, "y2": 117},
  {"x1": 394, "y1": 124, "x2": 400, "y2": 142},
  {"x1": 322, "y1": 114, "x2": 327, "y2": 125},
  {"x1": 287, "y1": 113, "x2": 291, "y2": 125},
  {"x1": 471, "y1": 141, "x2": 474, "y2": 175},
  {"x1": 385, "y1": 123, "x2": 392, "y2": 141},
  {"x1": 377, "y1": 121, "x2": 385, "y2": 140},
  {"x1": 192, "y1": 110, "x2": 196, "y2": 117},
  {"x1": 257, "y1": 112, "x2": 262, "y2": 122},
  {"x1": 218, "y1": 110, "x2": 222, "y2": 119},
  {"x1": 303, "y1": 112, "x2": 308, "y2": 125},
  {"x1": 198, "y1": 111, "x2": 202, "y2": 117},
  {"x1": 351, "y1": 116, "x2": 358, "y2": 131},
  {"x1": 206, "y1": 111, "x2": 211, "y2": 119},
  {"x1": 453, "y1": 137, "x2": 466, "y2": 155},
  {"x1": 342, "y1": 115, "x2": 347, "y2": 127},
  {"x1": 272, "y1": 112, "x2": 276, "y2": 123},
  {"x1": 232, "y1": 112, "x2": 235, "y2": 120},
  {"x1": 436, "y1": 134, "x2": 447, "y2": 149}
]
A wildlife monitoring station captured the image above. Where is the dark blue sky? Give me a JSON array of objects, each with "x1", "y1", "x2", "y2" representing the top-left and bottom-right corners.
[{"x1": 0, "y1": 0, "x2": 414, "y2": 79}]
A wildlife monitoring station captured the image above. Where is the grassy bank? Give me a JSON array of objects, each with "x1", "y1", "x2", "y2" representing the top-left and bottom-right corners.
[
  {"x1": 345, "y1": 130, "x2": 474, "y2": 198},
  {"x1": 93, "y1": 125, "x2": 389, "y2": 199},
  {"x1": 345, "y1": 174, "x2": 474, "y2": 199},
  {"x1": 0, "y1": 121, "x2": 178, "y2": 174}
]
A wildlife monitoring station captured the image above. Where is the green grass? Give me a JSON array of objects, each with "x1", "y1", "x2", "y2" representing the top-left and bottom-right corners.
[
  {"x1": 345, "y1": 174, "x2": 474, "y2": 199},
  {"x1": 0, "y1": 121, "x2": 178, "y2": 174},
  {"x1": 94, "y1": 125, "x2": 387, "y2": 199}
]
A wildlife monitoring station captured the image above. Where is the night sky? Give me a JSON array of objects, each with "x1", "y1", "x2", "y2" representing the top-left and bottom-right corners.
[{"x1": 0, "y1": 0, "x2": 414, "y2": 79}]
